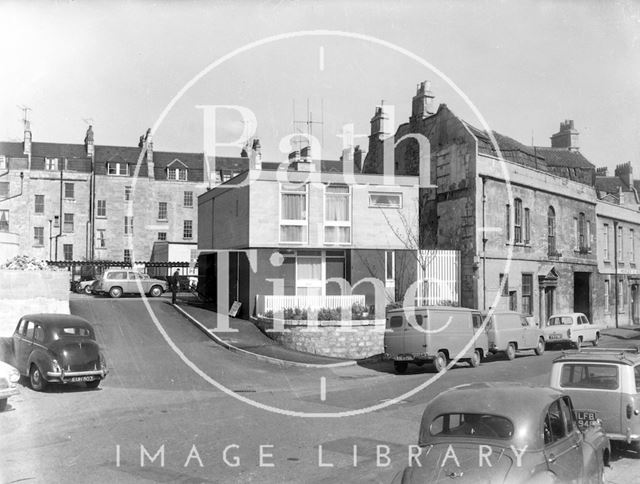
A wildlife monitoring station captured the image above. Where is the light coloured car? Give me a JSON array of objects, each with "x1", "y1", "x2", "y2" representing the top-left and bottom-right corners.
[
  {"x1": 484, "y1": 310, "x2": 546, "y2": 359},
  {"x1": 92, "y1": 269, "x2": 168, "y2": 298},
  {"x1": 543, "y1": 312, "x2": 601, "y2": 348},
  {"x1": 392, "y1": 382, "x2": 610, "y2": 484},
  {"x1": 76, "y1": 279, "x2": 96, "y2": 295},
  {"x1": 550, "y1": 347, "x2": 640, "y2": 450},
  {"x1": 0, "y1": 361, "x2": 20, "y2": 411}
]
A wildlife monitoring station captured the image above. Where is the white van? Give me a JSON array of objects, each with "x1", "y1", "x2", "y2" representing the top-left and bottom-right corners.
[
  {"x1": 384, "y1": 306, "x2": 488, "y2": 373},
  {"x1": 484, "y1": 310, "x2": 546, "y2": 359}
]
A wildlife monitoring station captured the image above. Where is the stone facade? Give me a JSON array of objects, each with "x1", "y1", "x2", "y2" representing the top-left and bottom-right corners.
[{"x1": 255, "y1": 317, "x2": 385, "y2": 359}]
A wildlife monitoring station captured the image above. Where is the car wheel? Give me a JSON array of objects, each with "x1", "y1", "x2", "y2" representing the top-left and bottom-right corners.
[
  {"x1": 433, "y1": 352, "x2": 447, "y2": 372},
  {"x1": 84, "y1": 285, "x2": 93, "y2": 295},
  {"x1": 109, "y1": 286, "x2": 123, "y2": 298},
  {"x1": 393, "y1": 361, "x2": 408, "y2": 374},
  {"x1": 506, "y1": 343, "x2": 516, "y2": 360},
  {"x1": 593, "y1": 333, "x2": 600, "y2": 347},
  {"x1": 535, "y1": 337, "x2": 546, "y2": 355},
  {"x1": 0, "y1": 398, "x2": 6, "y2": 411},
  {"x1": 149, "y1": 285, "x2": 163, "y2": 297},
  {"x1": 30, "y1": 364, "x2": 47, "y2": 392},
  {"x1": 85, "y1": 379, "x2": 101, "y2": 389},
  {"x1": 468, "y1": 350, "x2": 481, "y2": 368}
]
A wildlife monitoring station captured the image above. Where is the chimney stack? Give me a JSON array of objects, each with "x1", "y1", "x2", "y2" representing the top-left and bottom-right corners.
[
  {"x1": 614, "y1": 161, "x2": 633, "y2": 188},
  {"x1": 411, "y1": 80, "x2": 435, "y2": 121},
  {"x1": 550, "y1": 119, "x2": 579, "y2": 151},
  {"x1": 23, "y1": 119, "x2": 32, "y2": 156},
  {"x1": 84, "y1": 125, "x2": 94, "y2": 157},
  {"x1": 370, "y1": 102, "x2": 394, "y2": 141}
]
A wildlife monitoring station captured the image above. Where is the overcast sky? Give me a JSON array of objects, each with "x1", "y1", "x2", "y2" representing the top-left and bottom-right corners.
[{"x1": 1, "y1": 0, "x2": 638, "y2": 171}]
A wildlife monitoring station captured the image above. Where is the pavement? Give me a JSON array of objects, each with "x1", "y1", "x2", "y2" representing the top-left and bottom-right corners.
[{"x1": 173, "y1": 295, "x2": 357, "y2": 367}]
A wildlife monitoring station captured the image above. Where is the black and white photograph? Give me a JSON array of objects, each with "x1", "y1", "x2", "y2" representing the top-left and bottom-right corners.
[{"x1": 1, "y1": 1, "x2": 640, "y2": 482}]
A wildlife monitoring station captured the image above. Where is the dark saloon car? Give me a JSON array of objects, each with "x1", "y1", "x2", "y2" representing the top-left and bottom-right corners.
[
  {"x1": 12, "y1": 314, "x2": 108, "y2": 391},
  {"x1": 392, "y1": 382, "x2": 610, "y2": 484}
]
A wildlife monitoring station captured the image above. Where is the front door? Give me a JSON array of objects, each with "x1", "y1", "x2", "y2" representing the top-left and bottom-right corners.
[{"x1": 573, "y1": 272, "x2": 591, "y2": 323}]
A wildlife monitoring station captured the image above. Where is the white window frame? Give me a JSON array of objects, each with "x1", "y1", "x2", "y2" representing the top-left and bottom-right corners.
[
  {"x1": 107, "y1": 162, "x2": 129, "y2": 176},
  {"x1": 124, "y1": 186, "x2": 132, "y2": 201},
  {"x1": 618, "y1": 226, "x2": 624, "y2": 261},
  {"x1": 603, "y1": 224, "x2": 610, "y2": 260},
  {"x1": 158, "y1": 232, "x2": 167, "y2": 241},
  {"x1": 64, "y1": 182, "x2": 74, "y2": 200},
  {"x1": 45, "y1": 158, "x2": 59, "y2": 171},
  {"x1": 369, "y1": 192, "x2": 402, "y2": 209},
  {"x1": 0, "y1": 156, "x2": 6, "y2": 170},
  {"x1": 97, "y1": 200, "x2": 107, "y2": 218},
  {"x1": 279, "y1": 183, "x2": 308, "y2": 244},
  {"x1": 33, "y1": 227, "x2": 44, "y2": 247},
  {"x1": 323, "y1": 184, "x2": 352, "y2": 245},
  {"x1": 124, "y1": 249, "x2": 131, "y2": 264},
  {"x1": 184, "y1": 191, "x2": 193, "y2": 207},
  {"x1": 96, "y1": 229, "x2": 106, "y2": 249},
  {"x1": 35, "y1": 194, "x2": 45, "y2": 214},
  {"x1": 158, "y1": 202, "x2": 168, "y2": 221},
  {"x1": 63, "y1": 213, "x2": 74, "y2": 233},
  {"x1": 385, "y1": 250, "x2": 395, "y2": 287},
  {"x1": 124, "y1": 216, "x2": 133, "y2": 236},
  {"x1": 630, "y1": 229, "x2": 635, "y2": 263},
  {"x1": 183, "y1": 220, "x2": 193, "y2": 240},
  {"x1": 63, "y1": 244, "x2": 73, "y2": 261},
  {"x1": 604, "y1": 280, "x2": 610, "y2": 313}
]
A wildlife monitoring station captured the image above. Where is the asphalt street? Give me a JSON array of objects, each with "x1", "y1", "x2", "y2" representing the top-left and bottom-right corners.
[{"x1": 1, "y1": 294, "x2": 639, "y2": 483}]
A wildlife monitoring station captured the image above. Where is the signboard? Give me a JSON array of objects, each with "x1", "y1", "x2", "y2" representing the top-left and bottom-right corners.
[{"x1": 229, "y1": 301, "x2": 242, "y2": 317}]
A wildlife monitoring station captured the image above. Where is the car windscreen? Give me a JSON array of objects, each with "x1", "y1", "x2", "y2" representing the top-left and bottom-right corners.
[
  {"x1": 548, "y1": 316, "x2": 573, "y2": 326},
  {"x1": 560, "y1": 363, "x2": 619, "y2": 390},
  {"x1": 429, "y1": 413, "x2": 514, "y2": 439}
]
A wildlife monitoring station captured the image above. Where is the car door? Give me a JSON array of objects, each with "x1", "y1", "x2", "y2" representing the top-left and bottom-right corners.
[
  {"x1": 519, "y1": 315, "x2": 536, "y2": 348},
  {"x1": 404, "y1": 312, "x2": 426, "y2": 356},
  {"x1": 576, "y1": 315, "x2": 593, "y2": 343},
  {"x1": 385, "y1": 313, "x2": 405, "y2": 358},
  {"x1": 543, "y1": 398, "x2": 584, "y2": 481},
  {"x1": 11, "y1": 319, "x2": 27, "y2": 370},
  {"x1": 14, "y1": 320, "x2": 36, "y2": 373}
]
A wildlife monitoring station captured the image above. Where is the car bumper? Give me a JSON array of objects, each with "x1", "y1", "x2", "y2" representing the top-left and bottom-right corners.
[
  {"x1": 46, "y1": 369, "x2": 108, "y2": 383},
  {"x1": 0, "y1": 386, "x2": 20, "y2": 399}
]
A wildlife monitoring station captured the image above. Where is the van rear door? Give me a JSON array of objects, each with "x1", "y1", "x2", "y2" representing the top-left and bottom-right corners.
[
  {"x1": 404, "y1": 311, "x2": 426, "y2": 357},
  {"x1": 385, "y1": 313, "x2": 405, "y2": 358}
]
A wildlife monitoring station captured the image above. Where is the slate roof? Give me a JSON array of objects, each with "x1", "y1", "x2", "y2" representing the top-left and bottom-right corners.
[
  {"x1": 533, "y1": 146, "x2": 594, "y2": 169},
  {"x1": 596, "y1": 175, "x2": 629, "y2": 194}
]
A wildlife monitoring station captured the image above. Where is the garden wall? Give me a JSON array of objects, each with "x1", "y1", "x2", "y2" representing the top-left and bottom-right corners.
[
  {"x1": 255, "y1": 317, "x2": 385, "y2": 359},
  {"x1": 0, "y1": 270, "x2": 71, "y2": 337}
]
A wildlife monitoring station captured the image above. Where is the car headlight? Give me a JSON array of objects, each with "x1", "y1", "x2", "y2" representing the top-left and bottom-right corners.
[
  {"x1": 51, "y1": 359, "x2": 62, "y2": 374},
  {"x1": 99, "y1": 353, "x2": 107, "y2": 371}
]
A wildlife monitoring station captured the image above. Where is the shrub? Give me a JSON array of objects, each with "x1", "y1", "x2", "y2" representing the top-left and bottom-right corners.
[{"x1": 0, "y1": 255, "x2": 60, "y2": 271}]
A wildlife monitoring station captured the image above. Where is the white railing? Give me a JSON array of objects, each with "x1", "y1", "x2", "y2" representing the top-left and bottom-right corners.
[
  {"x1": 256, "y1": 294, "x2": 366, "y2": 315},
  {"x1": 417, "y1": 250, "x2": 460, "y2": 306}
]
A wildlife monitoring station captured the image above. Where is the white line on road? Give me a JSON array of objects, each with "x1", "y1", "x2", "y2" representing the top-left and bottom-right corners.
[{"x1": 320, "y1": 376, "x2": 326, "y2": 401}]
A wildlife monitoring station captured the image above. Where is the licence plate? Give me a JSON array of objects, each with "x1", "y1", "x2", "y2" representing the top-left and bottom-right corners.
[
  {"x1": 576, "y1": 410, "x2": 599, "y2": 429},
  {"x1": 549, "y1": 334, "x2": 561, "y2": 340},
  {"x1": 71, "y1": 376, "x2": 96, "y2": 382},
  {"x1": 395, "y1": 355, "x2": 414, "y2": 361}
]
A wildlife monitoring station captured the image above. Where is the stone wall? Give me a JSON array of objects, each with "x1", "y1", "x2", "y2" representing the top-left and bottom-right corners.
[
  {"x1": 255, "y1": 317, "x2": 385, "y2": 359},
  {"x1": 0, "y1": 270, "x2": 70, "y2": 337}
]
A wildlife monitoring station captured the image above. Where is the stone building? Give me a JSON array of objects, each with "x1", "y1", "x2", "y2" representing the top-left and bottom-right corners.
[
  {"x1": 594, "y1": 162, "x2": 640, "y2": 326},
  {"x1": 0, "y1": 122, "x2": 247, "y2": 263},
  {"x1": 364, "y1": 81, "x2": 602, "y2": 325}
]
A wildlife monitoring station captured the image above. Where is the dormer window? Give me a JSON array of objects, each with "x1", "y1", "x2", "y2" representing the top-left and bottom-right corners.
[
  {"x1": 107, "y1": 162, "x2": 129, "y2": 176},
  {"x1": 166, "y1": 159, "x2": 188, "y2": 181}
]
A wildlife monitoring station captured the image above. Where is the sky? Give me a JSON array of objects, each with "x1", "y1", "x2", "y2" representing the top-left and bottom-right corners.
[{"x1": 0, "y1": 0, "x2": 639, "y2": 172}]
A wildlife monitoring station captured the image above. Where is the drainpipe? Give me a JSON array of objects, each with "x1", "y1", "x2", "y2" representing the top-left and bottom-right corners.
[
  {"x1": 481, "y1": 175, "x2": 487, "y2": 311},
  {"x1": 614, "y1": 220, "x2": 619, "y2": 328},
  {"x1": 55, "y1": 167, "x2": 63, "y2": 260}
]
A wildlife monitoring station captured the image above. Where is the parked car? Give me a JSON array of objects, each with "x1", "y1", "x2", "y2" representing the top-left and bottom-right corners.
[
  {"x1": 385, "y1": 306, "x2": 488, "y2": 373},
  {"x1": 550, "y1": 347, "x2": 640, "y2": 450},
  {"x1": 484, "y1": 310, "x2": 546, "y2": 359},
  {"x1": 392, "y1": 382, "x2": 610, "y2": 484},
  {"x1": 92, "y1": 269, "x2": 168, "y2": 298},
  {"x1": 75, "y1": 279, "x2": 96, "y2": 295},
  {"x1": 12, "y1": 314, "x2": 108, "y2": 391},
  {"x1": 543, "y1": 312, "x2": 601, "y2": 348},
  {"x1": 0, "y1": 361, "x2": 20, "y2": 411}
]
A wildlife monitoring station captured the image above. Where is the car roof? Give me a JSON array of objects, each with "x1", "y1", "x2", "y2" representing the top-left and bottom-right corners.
[
  {"x1": 549, "y1": 313, "x2": 584, "y2": 318},
  {"x1": 20, "y1": 313, "x2": 94, "y2": 329},
  {"x1": 553, "y1": 348, "x2": 640, "y2": 366}
]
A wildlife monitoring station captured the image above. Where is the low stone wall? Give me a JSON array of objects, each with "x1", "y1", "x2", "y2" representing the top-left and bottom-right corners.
[
  {"x1": 0, "y1": 270, "x2": 71, "y2": 337},
  {"x1": 254, "y1": 317, "x2": 385, "y2": 359}
]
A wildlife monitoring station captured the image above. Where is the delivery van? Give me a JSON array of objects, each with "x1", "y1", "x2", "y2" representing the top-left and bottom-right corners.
[{"x1": 384, "y1": 306, "x2": 488, "y2": 373}]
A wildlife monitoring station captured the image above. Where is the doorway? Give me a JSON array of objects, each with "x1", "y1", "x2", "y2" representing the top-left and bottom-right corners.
[{"x1": 573, "y1": 272, "x2": 591, "y2": 322}]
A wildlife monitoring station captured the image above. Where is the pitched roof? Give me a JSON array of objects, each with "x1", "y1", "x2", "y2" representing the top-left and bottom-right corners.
[
  {"x1": 533, "y1": 146, "x2": 594, "y2": 169},
  {"x1": 596, "y1": 175, "x2": 628, "y2": 195}
]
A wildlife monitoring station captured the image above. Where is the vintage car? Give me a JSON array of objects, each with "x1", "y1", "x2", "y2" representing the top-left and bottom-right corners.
[
  {"x1": 0, "y1": 361, "x2": 20, "y2": 411},
  {"x1": 391, "y1": 382, "x2": 610, "y2": 484},
  {"x1": 12, "y1": 314, "x2": 108, "y2": 391},
  {"x1": 75, "y1": 279, "x2": 96, "y2": 295},
  {"x1": 543, "y1": 313, "x2": 601, "y2": 349},
  {"x1": 483, "y1": 310, "x2": 546, "y2": 359},
  {"x1": 550, "y1": 347, "x2": 640, "y2": 450},
  {"x1": 92, "y1": 269, "x2": 168, "y2": 298}
]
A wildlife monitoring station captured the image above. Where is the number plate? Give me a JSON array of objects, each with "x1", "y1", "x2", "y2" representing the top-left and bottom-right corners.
[
  {"x1": 576, "y1": 410, "x2": 599, "y2": 429},
  {"x1": 549, "y1": 334, "x2": 561, "y2": 340},
  {"x1": 70, "y1": 376, "x2": 96, "y2": 382},
  {"x1": 395, "y1": 355, "x2": 414, "y2": 361}
]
